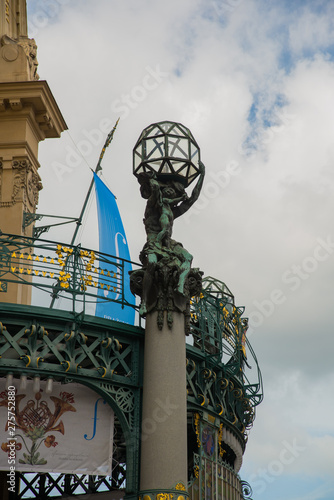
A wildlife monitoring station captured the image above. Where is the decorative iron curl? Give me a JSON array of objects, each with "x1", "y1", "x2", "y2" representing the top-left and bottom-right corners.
[{"x1": 241, "y1": 480, "x2": 253, "y2": 500}]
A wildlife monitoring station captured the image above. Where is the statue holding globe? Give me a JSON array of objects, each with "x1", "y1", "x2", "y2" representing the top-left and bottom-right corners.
[{"x1": 130, "y1": 121, "x2": 205, "y2": 330}]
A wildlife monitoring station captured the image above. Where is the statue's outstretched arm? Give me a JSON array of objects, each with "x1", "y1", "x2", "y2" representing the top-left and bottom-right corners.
[{"x1": 173, "y1": 161, "x2": 205, "y2": 219}]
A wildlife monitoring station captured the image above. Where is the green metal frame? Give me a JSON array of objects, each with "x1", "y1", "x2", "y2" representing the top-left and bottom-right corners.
[
  {"x1": 0, "y1": 303, "x2": 143, "y2": 498},
  {"x1": 22, "y1": 212, "x2": 80, "y2": 239},
  {"x1": 0, "y1": 235, "x2": 263, "y2": 499}
]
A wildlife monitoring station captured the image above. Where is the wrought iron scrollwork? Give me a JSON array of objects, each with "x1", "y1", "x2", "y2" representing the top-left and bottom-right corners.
[{"x1": 241, "y1": 480, "x2": 253, "y2": 500}]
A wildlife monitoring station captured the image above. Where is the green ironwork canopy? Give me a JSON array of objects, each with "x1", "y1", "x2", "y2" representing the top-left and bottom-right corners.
[{"x1": 0, "y1": 234, "x2": 263, "y2": 500}]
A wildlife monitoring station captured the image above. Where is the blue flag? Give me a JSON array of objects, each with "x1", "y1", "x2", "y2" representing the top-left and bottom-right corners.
[{"x1": 93, "y1": 172, "x2": 135, "y2": 324}]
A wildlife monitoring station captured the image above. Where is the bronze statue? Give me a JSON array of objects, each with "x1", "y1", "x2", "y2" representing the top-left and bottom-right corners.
[{"x1": 131, "y1": 162, "x2": 205, "y2": 329}]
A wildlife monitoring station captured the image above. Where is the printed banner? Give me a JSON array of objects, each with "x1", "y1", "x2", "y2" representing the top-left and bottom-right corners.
[
  {"x1": 0, "y1": 380, "x2": 114, "y2": 475},
  {"x1": 93, "y1": 172, "x2": 135, "y2": 324}
]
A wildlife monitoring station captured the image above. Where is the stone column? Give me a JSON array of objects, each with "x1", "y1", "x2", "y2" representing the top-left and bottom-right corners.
[
  {"x1": 130, "y1": 265, "x2": 202, "y2": 500},
  {"x1": 140, "y1": 310, "x2": 188, "y2": 495}
]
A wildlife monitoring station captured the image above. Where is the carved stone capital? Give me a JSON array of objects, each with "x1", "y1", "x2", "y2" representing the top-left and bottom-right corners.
[{"x1": 130, "y1": 265, "x2": 202, "y2": 333}]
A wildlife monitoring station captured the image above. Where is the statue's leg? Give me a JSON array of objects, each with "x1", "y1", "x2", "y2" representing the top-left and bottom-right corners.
[
  {"x1": 174, "y1": 247, "x2": 193, "y2": 295},
  {"x1": 156, "y1": 212, "x2": 170, "y2": 246}
]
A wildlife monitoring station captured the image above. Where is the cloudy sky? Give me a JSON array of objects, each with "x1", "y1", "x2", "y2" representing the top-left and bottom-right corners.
[{"x1": 26, "y1": 1, "x2": 334, "y2": 499}]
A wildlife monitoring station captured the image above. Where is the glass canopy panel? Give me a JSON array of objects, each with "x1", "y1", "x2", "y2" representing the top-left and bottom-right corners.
[
  {"x1": 146, "y1": 161, "x2": 161, "y2": 171},
  {"x1": 171, "y1": 161, "x2": 188, "y2": 174},
  {"x1": 146, "y1": 125, "x2": 163, "y2": 138},
  {"x1": 145, "y1": 137, "x2": 165, "y2": 160},
  {"x1": 137, "y1": 130, "x2": 146, "y2": 143},
  {"x1": 191, "y1": 152, "x2": 199, "y2": 165},
  {"x1": 136, "y1": 165, "x2": 145, "y2": 174},
  {"x1": 134, "y1": 151, "x2": 142, "y2": 168},
  {"x1": 188, "y1": 164, "x2": 198, "y2": 177},
  {"x1": 168, "y1": 137, "x2": 189, "y2": 159},
  {"x1": 190, "y1": 142, "x2": 199, "y2": 160},
  {"x1": 177, "y1": 123, "x2": 191, "y2": 136},
  {"x1": 159, "y1": 122, "x2": 174, "y2": 134},
  {"x1": 187, "y1": 173, "x2": 197, "y2": 184},
  {"x1": 171, "y1": 125, "x2": 185, "y2": 137},
  {"x1": 134, "y1": 144, "x2": 141, "y2": 155},
  {"x1": 161, "y1": 161, "x2": 173, "y2": 174}
]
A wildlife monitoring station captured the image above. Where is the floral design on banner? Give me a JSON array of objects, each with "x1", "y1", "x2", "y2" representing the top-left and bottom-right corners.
[{"x1": 0, "y1": 389, "x2": 76, "y2": 465}]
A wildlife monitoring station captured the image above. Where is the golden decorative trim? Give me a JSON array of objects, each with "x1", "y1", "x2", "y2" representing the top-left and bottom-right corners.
[
  {"x1": 194, "y1": 412, "x2": 201, "y2": 448},
  {"x1": 175, "y1": 482, "x2": 186, "y2": 491},
  {"x1": 218, "y1": 423, "x2": 226, "y2": 457},
  {"x1": 199, "y1": 394, "x2": 205, "y2": 406}
]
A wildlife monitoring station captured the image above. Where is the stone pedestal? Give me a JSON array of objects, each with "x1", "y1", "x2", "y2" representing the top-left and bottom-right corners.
[{"x1": 139, "y1": 310, "x2": 188, "y2": 498}]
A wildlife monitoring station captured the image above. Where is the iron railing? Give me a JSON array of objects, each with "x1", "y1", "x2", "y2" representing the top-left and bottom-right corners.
[{"x1": 0, "y1": 232, "x2": 140, "y2": 319}]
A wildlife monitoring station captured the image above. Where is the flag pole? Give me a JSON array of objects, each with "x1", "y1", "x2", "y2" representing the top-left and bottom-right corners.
[
  {"x1": 70, "y1": 118, "x2": 120, "y2": 246},
  {"x1": 49, "y1": 118, "x2": 120, "y2": 308}
]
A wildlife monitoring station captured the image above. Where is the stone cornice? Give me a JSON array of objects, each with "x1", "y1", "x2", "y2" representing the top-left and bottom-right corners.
[{"x1": 0, "y1": 80, "x2": 67, "y2": 138}]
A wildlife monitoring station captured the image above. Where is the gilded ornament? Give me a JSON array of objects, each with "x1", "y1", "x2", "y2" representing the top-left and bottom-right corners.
[
  {"x1": 194, "y1": 412, "x2": 201, "y2": 448},
  {"x1": 218, "y1": 423, "x2": 226, "y2": 457},
  {"x1": 199, "y1": 394, "x2": 205, "y2": 406},
  {"x1": 175, "y1": 482, "x2": 186, "y2": 491},
  {"x1": 156, "y1": 494, "x2": 173, "y2": 500}
]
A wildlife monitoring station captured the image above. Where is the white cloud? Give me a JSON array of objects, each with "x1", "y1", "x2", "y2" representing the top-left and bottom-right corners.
[{"x1": 289, "y1": 7, "x2": 334, "y2": 56}]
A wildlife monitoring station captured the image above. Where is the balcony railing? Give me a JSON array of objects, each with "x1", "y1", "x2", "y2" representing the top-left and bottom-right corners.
[{"x1": 0, "y1": 232, "x2": 140, "y2": 319}]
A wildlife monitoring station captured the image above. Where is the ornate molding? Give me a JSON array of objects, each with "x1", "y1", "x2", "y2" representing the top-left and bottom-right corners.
[
  {"x1": 12, "y1": 158, "x2": 29, "y2": 203},
  {"x1": 11, "y1": 158, "x2": 42, "y2": 208}
]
